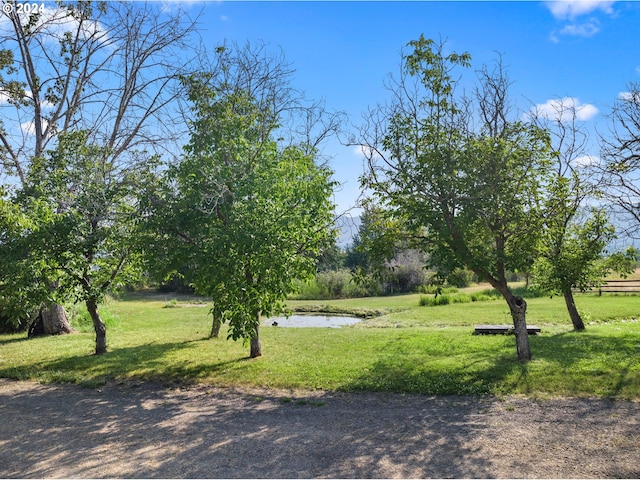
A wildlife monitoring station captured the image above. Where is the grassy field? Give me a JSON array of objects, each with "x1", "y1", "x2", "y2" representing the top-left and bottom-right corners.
[{"x1": 0, "y1": 288, "x2": 639, "y2": 398}]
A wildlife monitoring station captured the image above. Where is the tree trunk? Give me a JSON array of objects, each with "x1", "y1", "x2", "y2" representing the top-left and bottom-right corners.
[
  {"x1": 29, "y1": 302, "x2": 73, "y2": 338},
  {"x1": 250, "y1": 313, "x2": 262, "y2": 358},
  {"x1": 210, "y1": 314, "x2": 221, "y2": 338},
  {"x1": 490, "y1": 278, "x2": 532, "y2": 361},
  {"x1": 42, "y1": 302, "x2": 73, "y2": 335},
  {"x1": 86, "y1": 298, "x2": 107, "y2": 355},
  {"x1": 563, "y1": 289, "x2": 585, "y2": 331},
  {"x1": 507, "y1": 294, "x2": 532, "y2": 361}
]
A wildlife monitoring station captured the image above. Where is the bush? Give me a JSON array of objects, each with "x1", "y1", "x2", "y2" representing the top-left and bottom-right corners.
[
  {"x1": 0, "y1": 298, "x2": 34, "y2": 333},
  {"x1": 291, "y1": 269, "x2": 374, "y2": 300},
  {"x1": 316, "y1": 269, "x2": 353, "y2": 298},
  {"x1": 382, "y1": 250, "x2": 430, "y2": 294},
  {"x1": 446, "y1": 268, "x2": 476, "y2": 288},
  {"x1": 0, "y1": 311, "x2": 30, "y2": 333}
]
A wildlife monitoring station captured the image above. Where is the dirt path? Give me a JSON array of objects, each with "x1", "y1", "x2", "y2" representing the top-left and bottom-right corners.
[{"x1": 1, "y1": 378, "x2": 639, "y2": 478}]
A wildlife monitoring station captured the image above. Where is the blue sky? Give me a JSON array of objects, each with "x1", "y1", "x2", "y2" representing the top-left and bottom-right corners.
[
  {"x1": 177, "y1": 0, "x2": 640, "y2": 215},
  {"x1": 3, "y1": 0, "x2": 637, "y2": 213}
]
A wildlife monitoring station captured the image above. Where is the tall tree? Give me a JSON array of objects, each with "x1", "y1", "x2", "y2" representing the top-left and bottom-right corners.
[
  {"x1": 530, "y1": 98, "x2": 616, "y2": 330},
  {"x1": 0, "y1": 0, "x2": 199, "y2": 333},
  {"x1": 0, "y1": 0, "x2": 199, "y2": 180},
  {"x1": 145, "y1": 43, "x2": 338, "y2": 358},
  {"x1": 357, "y1": 36, "x2": 553, "y2": 361}
]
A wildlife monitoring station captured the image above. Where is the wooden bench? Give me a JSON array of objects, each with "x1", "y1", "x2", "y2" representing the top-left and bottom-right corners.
[{"x1": 474, "y1": 324, "x2": 541, "y2": 335}]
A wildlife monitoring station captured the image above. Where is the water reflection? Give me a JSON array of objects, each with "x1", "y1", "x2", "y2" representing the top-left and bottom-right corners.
[{"x1": 265, "y1": 314, "x2": 361, "y2": 328}]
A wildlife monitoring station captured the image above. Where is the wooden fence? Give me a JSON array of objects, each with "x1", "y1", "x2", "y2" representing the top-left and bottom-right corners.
[{"x1": 584, "y1": 279, "x2": 640, "y2": 295}]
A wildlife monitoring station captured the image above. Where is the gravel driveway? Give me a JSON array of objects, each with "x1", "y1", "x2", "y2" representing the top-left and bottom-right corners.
[{"x1": 1, "y1": 379, "x2": 639, "y2": 478}]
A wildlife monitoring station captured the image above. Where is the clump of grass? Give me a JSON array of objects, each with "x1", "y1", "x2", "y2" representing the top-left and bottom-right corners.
[
  {"x1": 419, "y1": 288, "x2": 545, "y2": 307},
  {"x1": 420, "y1": 290, "x2": 500, "y2": 307},
  {"x1": 67, "y1": 303, "x2": 122, "y2": 332},
  {"x1": 163, "y1": 298, "x2": 180, "y2": 308},
  {"x1": 417, "y1": 285, "x2": 459, "y2": 295},
  {"x1": 420, "y1": 294, "x2": 453, "y2": 307}
]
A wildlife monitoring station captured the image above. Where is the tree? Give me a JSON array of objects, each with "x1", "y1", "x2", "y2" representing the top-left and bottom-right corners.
[
  {"x1": 530, "y1": 98, "x2": 616, "y2": 330},
  {"x1": 347, "y1": 203, "x2": 429, "y2": 294},
  {"x1": 145, "y1": 44, "x2": 338, "y2": 358},
  {"x1": 0, "y1": 189, "x2": 71, "y2": 334},
  {"x1": 0, "y1": 0, "x2": 199, "y2": 334},
  {"x1": 8, "y1": 130, "x2": 153, "y2": 354},
  {"x1": 316, "y1": 238, "x2": 346, "y2": 272},
  {"x1": 533, "y1": 209, "x2": 616, "y2": 329},
  {"x1": 357, "y1": 36, "x2": 553, "y2": 361}
]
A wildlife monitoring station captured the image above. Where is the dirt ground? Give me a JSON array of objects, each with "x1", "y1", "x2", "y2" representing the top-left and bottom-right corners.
[{"x1": 1, "y1": 378, "x2": 639, "y2": 479}]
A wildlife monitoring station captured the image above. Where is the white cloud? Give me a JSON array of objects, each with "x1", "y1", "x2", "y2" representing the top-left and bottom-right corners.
[
  {"x1": 0, "y1": 90, "x2": 55, "y2": 109},
  {"x1": 529, "y1": 97, "x2": 599, "y2": 122},
  {"x1": 20, "y1": 121, "x2": 37, "y2": 136},
  {"x1": 559, "y1": 21, "x2": 600, "y2": 37},
  {"x1": 353, "y1": 145, "x2": 367, "y2": 157},
  {"x1": 20, "y1": 119, "x2": 51, "y2": 137},
  {"x1": 0, "y1": 5, "x2": 109, "y2": 47},
  {"x1": 619, "y1": 91, "x2": 640, "y2": 103},
  {"x1": 546, "y1": 0, "x2": 615, "y2": 20},
  {"x1": 571, "y1": 154, "x2": 600, "y2": 168},
  {"x1": 161, "y1": 0, "x2": 206, "y2": 14}
]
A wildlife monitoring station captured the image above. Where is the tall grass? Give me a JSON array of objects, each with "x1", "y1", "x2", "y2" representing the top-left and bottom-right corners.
[{"x1": 419, "y1": 289, "x2": 503, "y2": 307}]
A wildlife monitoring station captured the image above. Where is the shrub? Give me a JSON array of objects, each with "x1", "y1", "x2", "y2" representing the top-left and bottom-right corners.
[
  {"x1": 382, "y1": 249, "x2": 430, "y2": 294},
  {"x1": 0, "y1": 296, "x2": 37, "y2": 333},
  {"x1": 291, "y1": 269, "x2": 375, "y2": 300},
  {"x1": 420, "y1": 294, "x2": 453, "y2": 306},
  {"x1": 316, "y1": 269, "x2": 353, "y2": 298},
  {"x1": 446, "y1": 268, "x2": 476, "y2": 288}
]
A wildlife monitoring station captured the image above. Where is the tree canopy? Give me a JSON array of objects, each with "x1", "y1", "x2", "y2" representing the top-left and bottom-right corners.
[
  {"x1": 358, "y1": 36, "x2": 554, "y2": 361},
  {"x1": 145, "y1": 45, "x2": 337, "y2": 358}
]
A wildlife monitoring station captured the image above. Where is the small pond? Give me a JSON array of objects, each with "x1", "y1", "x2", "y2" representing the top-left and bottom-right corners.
[{"x1": 265, "y1": 314, "x2": 361, "y2": 328}]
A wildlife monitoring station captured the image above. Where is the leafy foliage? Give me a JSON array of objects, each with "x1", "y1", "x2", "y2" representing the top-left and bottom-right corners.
[
  {"x1": 0, "y1": 131, "x2": 154, "y2": 352},
  {"x1": 148, "y1": 74, "x2": 336, "y2": 356},
  {"x1": 358, "y1": 36, "x2": 554, "y2": 360}
]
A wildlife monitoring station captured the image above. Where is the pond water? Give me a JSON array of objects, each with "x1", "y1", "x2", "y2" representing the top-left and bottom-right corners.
[{"x1": 265, "y1": 314, "x2": 362, "y2": 328}]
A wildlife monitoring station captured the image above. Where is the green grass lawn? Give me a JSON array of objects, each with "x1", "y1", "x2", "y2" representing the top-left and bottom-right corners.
[{"x1": 1, "y1": 290, "x2": 639, "y2": 398}]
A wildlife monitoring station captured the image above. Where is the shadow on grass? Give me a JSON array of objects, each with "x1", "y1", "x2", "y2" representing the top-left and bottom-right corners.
[
  {"x1": 342, "y1": 329, "x2": 640, "y2": 398},
  {"x1": 0, "y1": 335, "x2": 29, "y2": 346},
  {"x1": 528, "y1": 330, "x2": 640, "y2": 397},
  {"x1": 0, "y1": 338, "x2": 249, "y2": 387}
]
